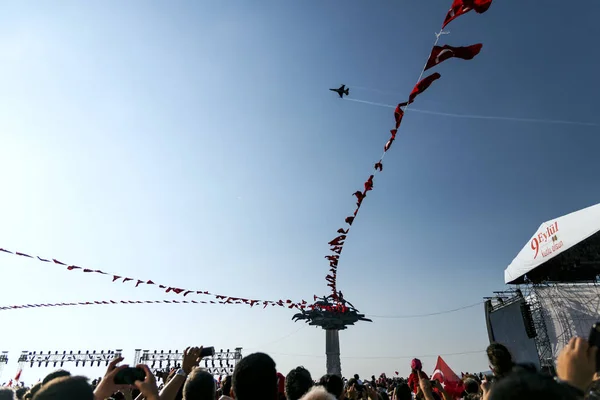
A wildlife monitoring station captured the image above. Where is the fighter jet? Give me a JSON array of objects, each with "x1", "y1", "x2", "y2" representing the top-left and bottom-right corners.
[{"x1": 329, "y1": 84, "x2": 349, "y2": 98}]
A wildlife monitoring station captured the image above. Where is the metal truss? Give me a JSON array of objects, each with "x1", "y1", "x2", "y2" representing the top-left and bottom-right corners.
[
  {"x1": 485, "y1": 287, "x2": 554, "y2": 371},
  {"x1": 17, "y1": 349, "x2": 123, "y2": 368},
  {"x1": 522, "y1": 285, "x2": 554, "y2": 372},
  {"x1": 139, "y1": 348, "x2": 243, "y2": 376},
  {"x1": 0, "y1": 352, "x2": 8, "y2": 380}
]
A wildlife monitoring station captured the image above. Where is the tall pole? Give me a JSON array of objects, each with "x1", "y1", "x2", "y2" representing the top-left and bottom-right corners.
[{"x1": 325, "y1": 329, "x2": 341, "y2": 377}]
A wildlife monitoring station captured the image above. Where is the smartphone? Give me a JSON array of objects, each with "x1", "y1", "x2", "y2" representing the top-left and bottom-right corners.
[
  {"x1": 114, "y1": 367, "x2": 146, "y2": 385},
  {"x1": 200, "y1": 347, "x2": 215, "y2": 358},
  {"x1": 588, "y1": 322, "x2": 600, "y2": 371}
]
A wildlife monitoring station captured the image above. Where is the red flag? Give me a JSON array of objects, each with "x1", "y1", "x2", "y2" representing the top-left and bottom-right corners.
[
  {"x1": 425, "y1": 44, "x2": 483, "y2": 71},
  {"x1": 394, "y1": 105, "x2": 404, "y2": 129},
  {"x1": 409, "y1": 73, "x2": 441, "y2": 103},
  {"x1": 364, "y1": 175, "x2": 374, "y2": 192},
  {"x1": 442, "y1": 0, "x2": 493, "y2": 28},
  {"x1": 384, "y1": 138, "x2": 395, "y2": 152},
  {"x1": 14, "y1": 367, "x2": 22, "y2": 382},
  {"x1": 431, "y1": 356, "x2": 464, "y2": 399}
]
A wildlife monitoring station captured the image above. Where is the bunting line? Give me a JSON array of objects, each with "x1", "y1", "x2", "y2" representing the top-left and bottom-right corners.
[
  {"x1": 323, "y1": 0, "x2": 493, "y2": 299},
  {"x1": 0, "y1": 298, "x2": 286, "y2": 311},
  {"x1": 0, "y1": 247, "x2": 308, "y2": 310}
]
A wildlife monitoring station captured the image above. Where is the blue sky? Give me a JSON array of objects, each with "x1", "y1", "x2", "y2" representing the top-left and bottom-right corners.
[{"x1": 1, "y1": 0, "x2": 599, "y2": 384}]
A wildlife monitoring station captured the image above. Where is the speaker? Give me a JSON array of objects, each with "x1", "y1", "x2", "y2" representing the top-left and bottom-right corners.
[{"x1": 520, "y1": 302, "x2": 537, "y2": 339}]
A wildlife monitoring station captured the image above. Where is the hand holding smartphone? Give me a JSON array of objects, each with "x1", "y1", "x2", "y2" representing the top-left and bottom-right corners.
[
  {"x1": 588, "y1": 322, "x2": 600, "y2": 372},
  {"x1": 114, "y1": 367, "x2": 146, "y2": 385},
  {"x1": 200, "y1": 347, "x2": 215, "y2": 358}
]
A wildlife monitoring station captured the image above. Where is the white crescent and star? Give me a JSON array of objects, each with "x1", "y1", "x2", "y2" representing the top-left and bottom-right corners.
[
  {"x1": 432, "y1": 369, "x2": 445, "y2": 381},
  {"x1": 435, "y1": 49, "x2": 454, "y2": 64}
]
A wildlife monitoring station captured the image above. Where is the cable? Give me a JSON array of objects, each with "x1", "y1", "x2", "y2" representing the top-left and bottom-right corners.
[
  {"x1": 366, "y1": 301, "x2": 484, "y2": 319},
  {"x1": 244, "y1": 326, "x2": 307, "y2": 351},
  {"x1": 267, "y1": 349, "x2": 484, "y2": 359}
]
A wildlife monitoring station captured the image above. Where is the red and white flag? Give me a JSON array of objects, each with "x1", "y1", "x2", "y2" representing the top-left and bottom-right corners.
[
  {"x1": 408, "y1": 72, "x2": 441, "y2": 104},
  {"x1": 442, "y1": 0, "x2": 493, "y2": 28},
  {"x1": 14, "y1": 367, "x2": 22, "y2": 382},
  {"x1": 431, "y1": 356, "x2": 464, "y2": 399},
  {"x1": 425, "y1": 44, "x2": 483, "y2": 71}
]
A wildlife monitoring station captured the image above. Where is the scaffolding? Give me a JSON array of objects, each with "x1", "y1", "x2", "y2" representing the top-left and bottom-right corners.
[
  {"x1": 485, "y1": 282, "x2": 599, "y2": 373},
  {"x1": 0, "y1": 352, "x2": 8, "y2": 380},
  {"x1": 17, "y1": 349, "x2": 123, "y2": 368},
  {"x1": 139, "y1": 348, "x2": 243, "y2": 376}
]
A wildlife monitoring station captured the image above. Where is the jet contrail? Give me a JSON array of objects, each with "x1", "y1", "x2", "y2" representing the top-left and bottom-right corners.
[
  {"x1": 348, "y1": 86, "x2": 403, "y2": 96},
  {"x1": 344, "y1": 98, "x2": 600, "y2": 127}
]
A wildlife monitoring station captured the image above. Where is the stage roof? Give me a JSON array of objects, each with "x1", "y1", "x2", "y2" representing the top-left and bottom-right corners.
[{"x1": 504, "y1": 203, "x2": 600, "y2": 284}]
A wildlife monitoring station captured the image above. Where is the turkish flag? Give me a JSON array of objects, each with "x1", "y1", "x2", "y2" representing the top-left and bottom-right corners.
[
  {"x1": 394, "y1": 105, "x2": 404, "y2": 129},
  {"x1": 408, "y1": 73, "x2": 441, "y2": 104},
  {"x1": 442, "y1": 0, "x2": 493, "y2": 28},
  {"x1": 431, "y1": 356, "x2": 464, "y2": 399},
  {"x1": 425, "y1": 44, "x2": 483, "y2": 71}
]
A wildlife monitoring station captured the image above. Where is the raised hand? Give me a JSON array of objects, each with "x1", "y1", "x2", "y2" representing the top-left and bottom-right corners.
[
  {"x1": 134, "y1": 364, "x2": 160, "y2": 400},
  {"x1": 182, "y1": 346, "x2": 203, "y2": 374},
  {"x1": 557, "y1": 337, "x2": 597, "y2": 392},
  {"x1": 93, "y1": 357, "x2": 133, "y2": 400}
]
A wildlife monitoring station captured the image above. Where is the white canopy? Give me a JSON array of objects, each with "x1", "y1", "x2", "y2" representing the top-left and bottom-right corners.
[{"x1": 504, "y1": 203, "x2": 600, "y2": 284}]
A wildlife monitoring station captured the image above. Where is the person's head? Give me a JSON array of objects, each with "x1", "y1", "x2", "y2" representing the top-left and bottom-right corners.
[
  {"x1": 486, "y1": 343, "x2": 514, "y2": 378},
  {"x1": 394, "y1": 383, "x2": 412, "y2": 400},
  {"x1": 41, "y1": 370, "x2": 71, "y2": 386},
  {"x1": 0, "y1": 388, "x2": 16, "y2": 400},
  {"x1": 15, "y1": 387, "x2": 27, "y2": 400},
  {"x1": 463, "y1": 378, "x2": 479, "y2": 395},
  {"x1": 32, "y1": 376, "x2": 93, "y2": 400},
  {"x1": 488, "y1": 369, "x2": 576, "y2": 400},
  {"x1": 318, "y1": 375, "x2": 344, "y2": 400},
  {"x1": 221, "y1": 376, "x2": 233, "y2": 398},
  {"x1": 410, "y1": 359, "x2": 422, "y2": 372},
  {"x1": 285, "y1": 367, "x2": 313, "y2": 400},
  {"x1": 298, "y1": 386, "x2": 335, "y2": 400},
  {"x1": 232, "y1": 352, "x2": 277, "y2": 400},
  {"x1": 183, "y1": 369, "x2": 216, "y2": 400},
  {"x1": 23, "y1": 383, "x2": 42, "y2": 400}
]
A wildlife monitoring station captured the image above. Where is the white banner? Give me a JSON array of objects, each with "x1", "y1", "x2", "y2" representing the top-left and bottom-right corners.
[{"x1": 504, "y1": 203, "x2": 600, "y2": 284}]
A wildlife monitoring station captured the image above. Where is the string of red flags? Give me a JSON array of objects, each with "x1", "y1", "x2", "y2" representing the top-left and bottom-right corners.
[
  {"x1": 0, "y1": 247, "x2": 308, "y2": 310},
  {"x1": 0, "y1": 296, "x2": 345, "y2": 313},
  {"x1": 324, "y1": 0, "x2": 493, "y2": 299},
  {"x1": 443, "y1": 0, "x2": 493, "y2": 29},
  {"x1": 0, "y1": 299, "x2": 248, "y2": 311},
  {"x1": 424, "y1": 44, "x2": 483, "y2": 71}
]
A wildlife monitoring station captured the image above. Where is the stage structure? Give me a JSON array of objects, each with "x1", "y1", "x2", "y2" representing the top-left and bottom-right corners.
[
  {"x1": 138, "y1": 348, "x2": 242, "y2": 376},
  {"x1": 0, "y1": 352, "x2": 8, "y2": 380},
  {"x1": 486, "y1": 202, "x2": 600, "y2": 372},
  {"x1": 484, "y1": 289, "x2": 549, "y2": 371},
  {"x1": 17, "y1": 350, "x2": 123, "y2": 368},
  {"x1": 292, "y1": 293, "x2": 371, "y2": 376}
]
